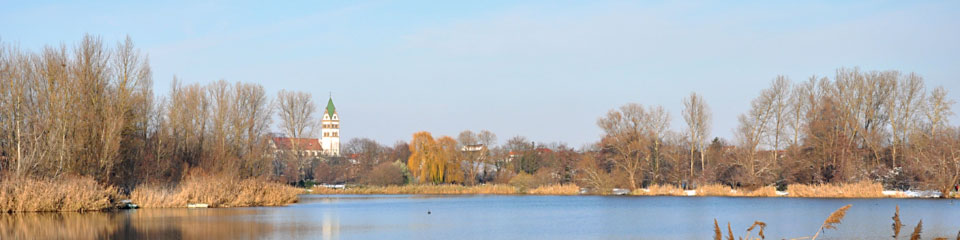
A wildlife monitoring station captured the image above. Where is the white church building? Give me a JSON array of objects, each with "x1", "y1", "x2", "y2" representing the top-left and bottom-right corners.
[
  {"x1": 269, "y1": 96, "x2": 341, "y2": 157},
  {"x1": 320, "y1": 97, "x2": 341, "y2": 156}
]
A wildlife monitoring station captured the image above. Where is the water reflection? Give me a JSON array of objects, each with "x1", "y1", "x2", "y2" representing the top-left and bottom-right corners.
[
  {"x1": 322, "y1": 211, "x2": 338, "y2": 240},
  {"x1": 2, "y1": 196, "x2": 959, "y2": 239},
  {"x1": 1, "y1": 209, "x2": 287, "y2": 240}
]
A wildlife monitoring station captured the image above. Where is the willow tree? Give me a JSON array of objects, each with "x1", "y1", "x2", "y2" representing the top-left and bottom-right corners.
[
  {"x1": 437, "y1": 136, "x2": 462, "y2": 184},
  {"x1": 408, "y1": 131, "x2": 438, "y2": 184}
]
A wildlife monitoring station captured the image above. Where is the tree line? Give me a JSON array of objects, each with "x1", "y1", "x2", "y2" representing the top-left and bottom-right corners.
[
  {"x1": 591, "y1": 69, "x2": 958, "y2": 193},
  {"x1": 0, "y1": 35, "x2": 341, "y2": 189},
  {"x1": 2, "y1": 36, "x2": 958, "y2": 193}
]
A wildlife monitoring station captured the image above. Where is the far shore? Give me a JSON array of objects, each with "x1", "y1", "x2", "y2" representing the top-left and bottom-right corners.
[
  {"x1": 307, "y1": 182, "x2": 953, "y2": 199},
  {"x1": 4, "y1": 179, "x2": 953, "y2": 214}
]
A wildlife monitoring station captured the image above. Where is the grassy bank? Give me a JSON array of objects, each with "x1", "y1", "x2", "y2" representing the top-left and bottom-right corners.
[
  {"x1": 0, "y1": 176, "x2": 120, "y2": 213},
  {"x1": 131, "y1": 176, "x2": 302, "y2": 208}
]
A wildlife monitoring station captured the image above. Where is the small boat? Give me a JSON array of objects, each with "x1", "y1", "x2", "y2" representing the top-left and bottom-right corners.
[
  {"x1": 187, "y1": 203, "x2": 209, "y2": 208},
  {"x1": 119, "y1": 200, "x2": 139, "y2": 209},
  {"x1": 612, "y1": 188, "x2": 630, "y2": 195}
]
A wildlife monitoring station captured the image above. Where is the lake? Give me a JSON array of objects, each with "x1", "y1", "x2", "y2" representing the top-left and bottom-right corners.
[{"x1": 2, "y1": 195, "x2": 959, "y2": 239}]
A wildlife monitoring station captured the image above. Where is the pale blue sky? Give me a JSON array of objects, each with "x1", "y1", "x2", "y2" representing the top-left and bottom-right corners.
[{"x1": 2, "y1": 0, "x2": 959, "y2": 147}]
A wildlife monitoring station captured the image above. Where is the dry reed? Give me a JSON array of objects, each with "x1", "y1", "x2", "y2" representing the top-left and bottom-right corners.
[
  {"x1": 698, "y1": 184, "x2": 735, "y2": 196},
  {"x1": 811, "y1": 204, "x2": 852, "y2": 240},
  {"x1": 713, "y1": 219, "x2": 722, "y2": 240},
  {"x1": 893, "y1": 205, "x2": 903, "y2": 238},
  {"x1": 0, "y1": 176, "x2": 119, "y2": 212},
  {"x1": 694, "y1": 184, "x2": 777, "y2": 197},
  {"x1": 311, "y1": 184, "x2": 519, "y2": 195},
  {"x1": 744, "y1": 186, "x2": 778, "y2": 197},
  {"x1": 527, "y1": 184, "x2": 580, "y2": 195},
  {"x1": 632, "y1": 184, "x2": 684, "y2": 196},
  {"x1": 788, "y1": 181, "x2": 883, "y2": 198},
  {"x1": 911, "y1": 220, "x2": 923, "y2": 240},
  {"x1": 745, "y1": 221, "x2": 766, "y2": 240},
  {"x1": 726, "y1": 222, "x2": 734, "y2": 240},
  {"x1": 131, "y1": 176, "x2": 301, "y2": 208}
]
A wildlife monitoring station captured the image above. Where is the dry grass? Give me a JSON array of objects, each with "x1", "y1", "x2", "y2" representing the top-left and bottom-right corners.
[
  {"x1": 527, "y1": 184, "x2": 580, "y2": 195},
  {"x1": 632, "y1": 184, "x2": 685, "y2": 196},
  {"x1": 788, "y1": 181, "x2": 884, "y2": 198},
  {"x1": 0, "y1": 176, "x2": 119, "y2": 212},
  {"x1": 685, "y1": 184, "x2": 777, "y2": 197},
  {"x1": 131, "y1": 176, "x2": 301, "y2": 208},
  {"x1": 744, "y1": 186, "x2": 778, "y2": 197},
  {"x1": 697, "y1": 184, "x2": 736, "y2": 196},
  {"x1": 311, "y1": 184, "x2": 519, "y2": 195}
]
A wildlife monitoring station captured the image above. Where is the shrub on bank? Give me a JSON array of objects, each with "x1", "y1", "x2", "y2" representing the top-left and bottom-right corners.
[{"x1": 0, "y1": 176, "x2": 119, "y2": 212}]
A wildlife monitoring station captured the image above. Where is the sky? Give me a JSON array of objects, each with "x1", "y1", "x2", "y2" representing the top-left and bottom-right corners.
[{"x1": 2, "y1": 0, "x2": 959, "y2": 148}]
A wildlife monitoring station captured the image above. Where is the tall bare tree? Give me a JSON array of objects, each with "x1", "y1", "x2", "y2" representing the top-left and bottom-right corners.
[
  {"x1": 275, "y1": 90, "x2": 317, "y2": 180},
  {"x1": 682, "y1": 92, "x2": 711, "y2": 178},
  {"x1": 886, "y1": 73, "x2": 924, "y2": 168},
  {"x1": 598, "y1": 103, "x2": 671, "y2": 188}
]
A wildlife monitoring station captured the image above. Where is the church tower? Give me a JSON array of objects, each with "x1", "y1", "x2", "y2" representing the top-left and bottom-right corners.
[{"x1": 321, "y1": 96, "x2": 340, "y2": 156}]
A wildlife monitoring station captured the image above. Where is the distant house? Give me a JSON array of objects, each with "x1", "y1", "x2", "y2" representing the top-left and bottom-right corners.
[
  {"x1": 270, "y1": 137, "x2": 324, "y2": 158},
  {"x1": 507, "y1": 148, "x2": 552, "y2": 162},
  {"x1": 461, "y1": 144, "x2": 485, "y2": 152}
]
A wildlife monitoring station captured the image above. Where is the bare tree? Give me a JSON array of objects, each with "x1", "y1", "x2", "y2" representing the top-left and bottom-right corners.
[
  {"x1": 768, "y1": 76, "x2": 791, "y2": 164},
  {"x1": 923, "y1": 86, "x2": 954, "y2": 137},
  {"x1": 275, "y1": 90, "x2": 317, "y2": 180},
  {"x1": 231, "y1": 82, "x2": 272, "y2": 177},
  {"x1": 886, "y1": 73, "x2": 924, "y2": 168},
  {"x1": 736, "y1": 85, "x2": 775, "y2": 181},
  {"x1": 682, "y1": 92, "x2": 711, "y2": 178},
  {"x1": 787, "y1": 76, "x2": 820, "y2": 148},
  {"x1": 598, "y1": 103, "x2": 671, "y2": 188}
]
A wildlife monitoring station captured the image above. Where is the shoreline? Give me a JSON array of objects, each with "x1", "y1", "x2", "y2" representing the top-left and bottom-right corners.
[
  {"x1": 307, "y1": 182, "x2": 953, "y2": 199},
  {"x1": 4, "y1": 180, "x2": 952, "y2": 214}
]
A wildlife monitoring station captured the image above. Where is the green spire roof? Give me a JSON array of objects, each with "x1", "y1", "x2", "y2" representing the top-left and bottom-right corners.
[{"x1": 325, "y1": 96, "x2": 336, "y2": 118}]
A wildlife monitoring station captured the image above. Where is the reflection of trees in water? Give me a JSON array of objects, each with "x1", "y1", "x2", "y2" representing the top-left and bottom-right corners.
[
  {"x1": 0, "y1": 212, "x2": 121, "y2": 239},
  {"x1": 0, "y1": 209, "x2": 292, "y2": 240}
]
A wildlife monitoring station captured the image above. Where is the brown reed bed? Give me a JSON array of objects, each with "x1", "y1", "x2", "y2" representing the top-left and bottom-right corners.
[
  {"x1": 527, "y1": 184, "x2": 581, "y2": 195},
  {"x1": 631, "y1": 184, "x2": 685, "y2": 196},
  {"x1": 0, "y1": 176, "x2": 120, "y2": 213},
  {"x1": 131, "y1": 176, "x2": 302, "y2": 208},
  {"x1": 787, "y1": 181, "x2": 884, "y2": 198},
  {"x1": 311, "y1": 184, "x2": 519, "y2": 195}
]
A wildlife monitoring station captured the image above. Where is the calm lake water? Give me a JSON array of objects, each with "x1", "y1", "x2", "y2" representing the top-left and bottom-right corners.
[{"x1": 2, "y1": 195, "x2": 959, "y2": 239}]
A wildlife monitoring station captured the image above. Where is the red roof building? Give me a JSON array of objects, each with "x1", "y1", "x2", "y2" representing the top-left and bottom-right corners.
[{"x1": 271, "y1": 137, "x2": 324, "y2": 157}]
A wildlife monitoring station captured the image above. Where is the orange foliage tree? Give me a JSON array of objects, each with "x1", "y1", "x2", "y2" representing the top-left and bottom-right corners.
[
  {"x1": 407, "y1": 132, "x2": 465, "y2": 184},
  {"x1": 437, "y1": 136, "x2": 463, "y2": 184}
]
